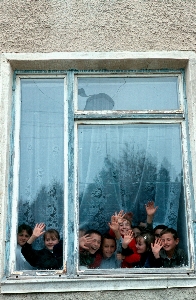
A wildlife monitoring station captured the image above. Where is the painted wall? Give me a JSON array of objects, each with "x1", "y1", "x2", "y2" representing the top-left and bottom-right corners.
[{"x1": 1, "y1": 0, "x2": 196, "y2": 299}]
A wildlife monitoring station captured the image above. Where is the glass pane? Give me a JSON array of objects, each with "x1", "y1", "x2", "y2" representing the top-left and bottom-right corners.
[
  {"x1": 16, "y1": 79, "x2": 64, "y2": 270},
  {"x1": 78, "y1": 124, "x2": 187, "y2": 268},
  {"x1": 78, "y1": 77, "x2": 179, "y2": 111}
]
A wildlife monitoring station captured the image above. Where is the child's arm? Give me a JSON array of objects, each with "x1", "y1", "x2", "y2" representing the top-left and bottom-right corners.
[
  {"x1": 122, "y1": 238, "x2": 141, "y2": 266},
  {"x1": 145, "y1": 201, "x2": 158, "y2": 230},
  {"x1": 27, "y1": 223, "x2": 45, "y2": 244},
  {"x1": 121, "y1": 231, "x2": 135, "y2": 257},
  {"x1": 116, "y1": 253, "x2": 125, "y2": 261},
  {"x1": 108, "y1": 214, "x2": 121, "y2": 239}
]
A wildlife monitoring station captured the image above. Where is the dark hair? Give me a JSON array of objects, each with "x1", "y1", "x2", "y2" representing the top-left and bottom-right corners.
[
  {"x1": 18, "y1": 223, "x2": 32, "y2": 236},
  {"x1": 85, "y1": 229, "x2": 102, "y2": 238},
  {"x1": 153, "y1": 224, "x2": 168, "y2": 234},
  {"x1": 136, "y1": 232, "x2": 154, "y2": 252},
  {"x1": 102, "y1": 233, "x2": 116, "y2": 244},
  {"x1": 43, "y1": 229, "x2": 60, "y2": 241},
  {"x1": 160, "y1": 228, "x2": 179, "y2": 240},
  {"x1": 132, "y1": 226, "x2": 145, "y2": 232}
]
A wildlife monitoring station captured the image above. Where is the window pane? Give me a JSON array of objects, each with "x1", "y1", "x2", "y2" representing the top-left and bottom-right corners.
[
  {"x1": 78, "y1": 124, "x2": 187, "y2": 262},
  {"x1": 78, "y1": 77, "x2": 179, "y2": 111},
  {"x1": 18, "y1": 79, "x2": 64, "y2": 255}
]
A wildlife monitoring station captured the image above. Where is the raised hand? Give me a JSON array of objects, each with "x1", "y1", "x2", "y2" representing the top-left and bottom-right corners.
[
  {"x1": 32, "y1": 223, "x2": 46, "y2": 238},
  {"x1": 79, "y1": 234, "x2": 93, "y2": 250},
  {"x1": 115, "y1": 210, "x2": 126, "y2": 223},
  {"x1": 108, "y1": 215, "x2": 119, "y2": 233},
  {"x1": 108, "y1": 214, "x2": 121, "y2": 239},
  {"x1": 116, "y1": 253, "x2": 125, "y2": 261},
  {"x1": 27, "y1": 223, "x2": 45, "y2": 244},
  {"x1": 122, "y1": 230, "x2": 134, "y2": 249},
  {"x1": 145, "y1": 201, "x2": 158, "y2": 217},
  {"x1": 151, "y1": 238, "x2": 163, "y2": 259}
]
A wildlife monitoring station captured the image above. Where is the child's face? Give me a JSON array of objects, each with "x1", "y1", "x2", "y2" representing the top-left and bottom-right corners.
[
  {"x1": 17, "y1": 230, "x2": 31, "y2": 246},
  {"x1": 44, "y1": 234, "x2": 59, "y2": 251},
  {"x1": 118, "y1": 219, "x2": 131, "y2": 235},
  {"x1": 161, "y1": 233, "x2": 179, "y2": 253},
  {"x1": 136, "y1": 237, "x2": 147, "y2": 254},
  {"x1": 88, "y1": 233, "x2": 101, "y2": 254},
  {"x1": 102, "y1": 238, "x2": 116, "y2": 258}
]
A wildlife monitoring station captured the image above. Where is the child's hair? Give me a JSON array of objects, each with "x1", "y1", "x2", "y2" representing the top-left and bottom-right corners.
[
  {"x1": 136, "y1": 232, "x2": 154, "y2": 252},
  {"x1": 18, "y1": 223, "x2": 32, "y2": 236},
  {"x1": 123, "y1": 212, "x2": 133, "y2": 225},
  {"x1": 79, "y1": 229, "x2": 86, "y2": 238},
  {"x1": 85, "y1": 229, "x2": 102, "y2": 237},
  {"x1": 101, "y1": 233, "x2": 116, "y2": 249},
  {"x1": 160, "y1": 228, "x2": 178, "y2": 240},
  {"x1": 132, "y1": 225, "x2": 144, "y2": 232},
  {"x1": 153, "y1": 224, "x2": 168, "y2": 234},
  {"x1": 43, "y1": 229, "x2": 60, "y2": 241}
]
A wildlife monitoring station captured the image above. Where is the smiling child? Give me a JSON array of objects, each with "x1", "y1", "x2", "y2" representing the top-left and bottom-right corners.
[
  {"x1": 151, "y1": 228, "x2": 188, "y2": 267},
  {"x1": 79, "y1": 229, "x2": 102, "y2": 269},
  {"x1": 99, "y1": 234, "x2": 121, "y2": 269},
  {"x1": 21, "y1": 223, "x2": 63, "y2": 270}
]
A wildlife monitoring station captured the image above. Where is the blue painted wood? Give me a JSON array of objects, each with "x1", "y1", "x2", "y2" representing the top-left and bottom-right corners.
[{"x1": 66, "y1": 71, "x2": 76, "y2": 276}]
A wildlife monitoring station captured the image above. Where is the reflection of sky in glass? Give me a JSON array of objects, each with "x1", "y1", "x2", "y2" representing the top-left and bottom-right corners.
[
  {"x1": 19, "y1": 79, "x2": 64, "y2": 203},
  {"x1": 78, "y1": 77, "x2": 179, "y2": 110},
  {"x1": 78, "y1": 124, "x2": 182, "y2": 194}
]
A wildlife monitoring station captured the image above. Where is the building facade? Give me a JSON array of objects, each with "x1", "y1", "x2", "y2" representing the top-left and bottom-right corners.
[{"x1": 1, "y1": 1, "x2": 196, "y2": 299}]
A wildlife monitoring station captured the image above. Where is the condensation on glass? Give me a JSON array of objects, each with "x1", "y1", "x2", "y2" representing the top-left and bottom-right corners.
[
  {"x1": 16, "y1": 79, "x2": 64, "y2": 270},
  {"x1": 77, "y1": 75, "x2": 187, "y2": 270}
]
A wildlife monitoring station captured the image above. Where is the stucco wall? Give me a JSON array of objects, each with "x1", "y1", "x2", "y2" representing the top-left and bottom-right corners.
[
  {"x1": 1, "y1": 289, "x2": 196, "y2": 300},
  {"x1": 0, "y1": 0, "x2": 196, "y2": 53},
  {"x1": 1, "y1": 1, "x2": 196, "y2": 299}
]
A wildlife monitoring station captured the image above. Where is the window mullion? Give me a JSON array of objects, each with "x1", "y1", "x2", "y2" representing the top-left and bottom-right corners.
[{"x1": 66, "y1": 71, "x2": 77, "y2": 276}]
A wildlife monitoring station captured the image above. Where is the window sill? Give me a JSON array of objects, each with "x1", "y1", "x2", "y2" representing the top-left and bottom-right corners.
[{"x1": 2, "y1": 272, "x2": 196, "y2": 293}]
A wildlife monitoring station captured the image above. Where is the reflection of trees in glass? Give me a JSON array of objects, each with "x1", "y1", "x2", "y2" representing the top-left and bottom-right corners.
[
  {"x1": 79, "y1": 144, "x2": 181, "y2": 233},
  {"x1": 18, "y1": 181, "x2": 64, "y2": 248}
]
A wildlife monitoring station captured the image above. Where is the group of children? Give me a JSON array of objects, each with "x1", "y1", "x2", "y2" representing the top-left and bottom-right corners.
[
  {"x1": 79, "y1": 201, "x2": 188, "y2": 269},
  {"x1": 16, "y1": 201, "x2": 188, "y2": 270},
  {"x1": 16, "y1": 223, "x2": 63, "y2": 270}
]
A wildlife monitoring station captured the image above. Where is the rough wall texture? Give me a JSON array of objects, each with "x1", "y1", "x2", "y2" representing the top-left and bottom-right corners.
[
  {"x1": 0, "y1": 0, "x2": 196, "y2": 53},
  {"x1": 1, "y1": 289, "x2": 196, "y2": 300},
  {"x1": 1, "y1": 1, "x2": 196, "y2": 299}
]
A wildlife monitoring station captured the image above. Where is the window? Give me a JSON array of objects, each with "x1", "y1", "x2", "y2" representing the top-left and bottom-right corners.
[{"x1": 2, "y1": 52, "x2": 196, "y2": 293}]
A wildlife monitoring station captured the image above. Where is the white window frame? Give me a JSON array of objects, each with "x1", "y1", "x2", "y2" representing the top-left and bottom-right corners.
[{"x1": 1, "y1": 52, "x2": 196, "y2": 293}]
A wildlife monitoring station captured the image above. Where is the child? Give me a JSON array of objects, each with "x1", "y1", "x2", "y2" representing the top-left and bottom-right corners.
[
  {"x1": 79, "y1": 229, "x2": 102, "y2": 269},
  {"x1": 16, "y1": 223, "x2": 34, "y2": 270},
  {"x1": 99, "y1": 234, "x2": 121, "y2": 269},
  {"x1": 134, "y1": 232, "x2": 155, "y2": 268},
  {"x1": 132, "y1": 226, "x2": 144, "y2": 238},
  {"x1": 21, "y1": 223, "x2": 63, "y2": 270},
  {"x1": 151, "y1": 228, "x2": 188, "y2": 267},
  {"x1": 108, "y1": 211, "x2": 141, "y2": 268}
]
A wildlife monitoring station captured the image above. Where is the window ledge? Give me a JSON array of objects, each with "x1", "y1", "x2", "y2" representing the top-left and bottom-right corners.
[{"x1": 2, "y1": 274, "x2": 196, "y2": 294}]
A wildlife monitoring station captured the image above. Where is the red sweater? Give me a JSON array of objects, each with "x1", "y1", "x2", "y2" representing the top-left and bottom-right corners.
[{"x1": 109, "y1": 229, "x2": 141, "y2": 268}]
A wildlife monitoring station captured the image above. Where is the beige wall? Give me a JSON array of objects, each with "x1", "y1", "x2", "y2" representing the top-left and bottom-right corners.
[
  {"x1": 0, "y1": 0, "x2": 196, "y2": 53},
  {"x1": 1, "y1": 1, "x2": 196, "y2": 299}
]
